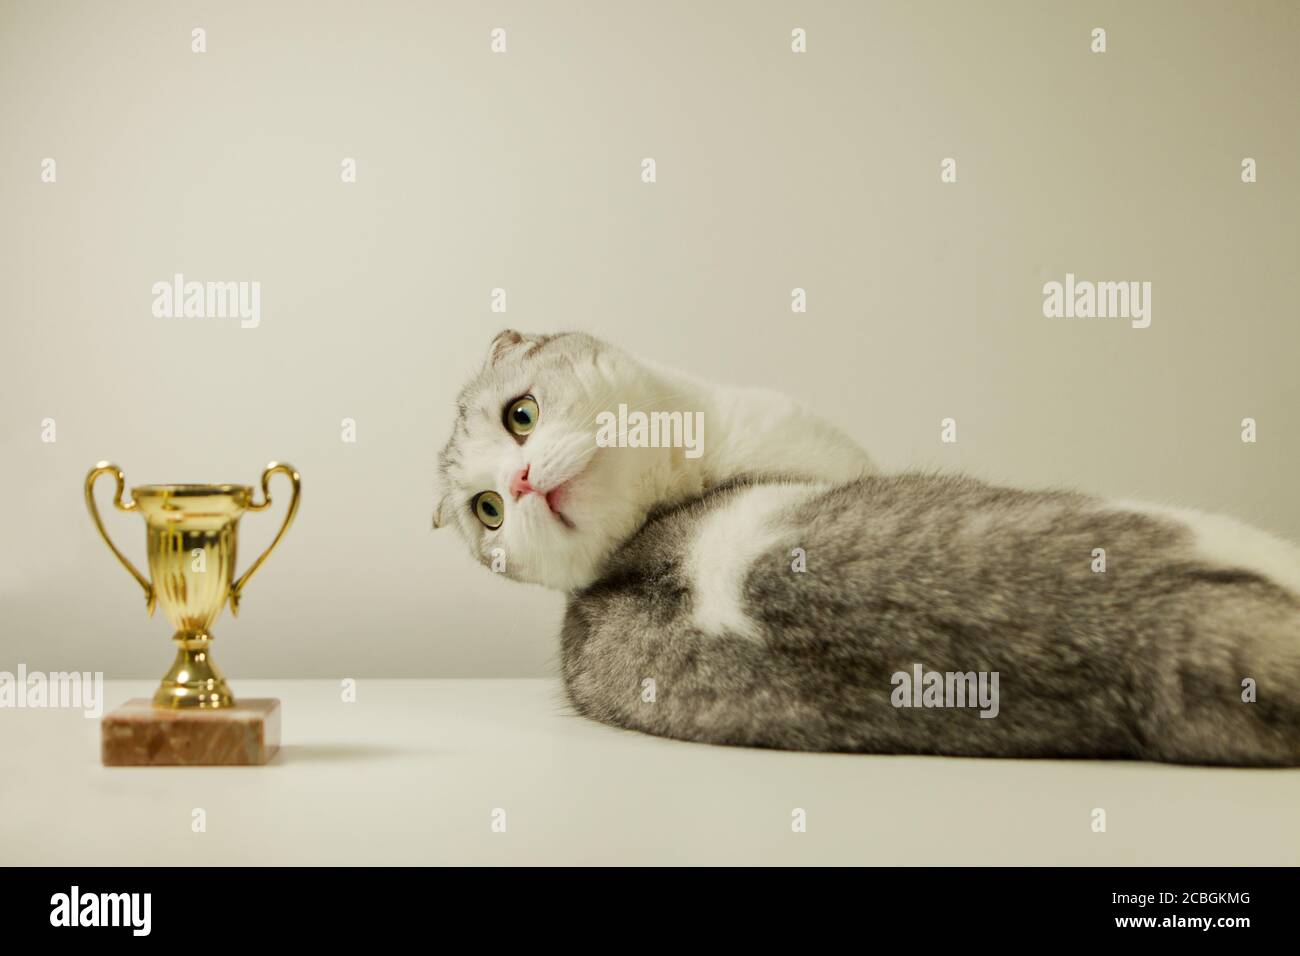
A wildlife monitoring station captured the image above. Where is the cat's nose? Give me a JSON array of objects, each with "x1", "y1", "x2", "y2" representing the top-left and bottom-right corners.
[{"x1": 509, "y1": 466, "x2": 537, "y2": 499}]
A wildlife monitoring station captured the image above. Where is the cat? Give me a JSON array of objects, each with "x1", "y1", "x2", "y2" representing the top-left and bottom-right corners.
[{"x1": 434, "y1": 330, "x2": 1300, "y2": 765}]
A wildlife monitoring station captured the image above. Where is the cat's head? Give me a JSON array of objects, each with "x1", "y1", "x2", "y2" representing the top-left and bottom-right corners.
[{"x1": 434, "y1": 330, "x2": 685, "y2": 591}]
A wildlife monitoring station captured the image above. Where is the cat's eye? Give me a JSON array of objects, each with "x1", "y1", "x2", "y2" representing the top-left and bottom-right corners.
[
  {"x1": 473, "y1": 491, "x2": 504, "y2": 530},
  {"x1": 504, "y1": 395, "x2": 539, "y2": 437}
]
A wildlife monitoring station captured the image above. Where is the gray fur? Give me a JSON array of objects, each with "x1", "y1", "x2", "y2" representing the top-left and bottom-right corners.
[{"x1": 562, "y1": 474, "x2": 1300, "y2": 765}]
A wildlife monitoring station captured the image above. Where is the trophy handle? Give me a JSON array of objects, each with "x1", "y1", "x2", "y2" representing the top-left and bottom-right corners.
[
  {"x1": 84, "y1": 462, "x2": 156, "y2": 615},
  {"x1": 230, "y1": 462, "x2": 301, "y2": 616}
]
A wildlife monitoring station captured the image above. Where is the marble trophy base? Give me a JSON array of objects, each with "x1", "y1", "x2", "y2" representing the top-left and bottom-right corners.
[{"x1": 102, "y1": 698, "x2": 280, "y2": 766}]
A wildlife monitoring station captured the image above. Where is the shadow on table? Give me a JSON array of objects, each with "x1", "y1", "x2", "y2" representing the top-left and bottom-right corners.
[{"x1": 273, "y1": 743, "x2": 431, "y2": 765}]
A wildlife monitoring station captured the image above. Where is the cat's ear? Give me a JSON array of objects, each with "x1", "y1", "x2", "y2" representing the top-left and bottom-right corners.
[
  {"x1": 432, "y1": 489, "x2": 452, "y2": 530},
  {"x1": 487, "y1": 328, "x2": 527, "y2": 365}
]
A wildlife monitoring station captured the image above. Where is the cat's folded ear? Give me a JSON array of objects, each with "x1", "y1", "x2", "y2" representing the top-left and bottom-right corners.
[
  {"x1": 487, "y1": 328, "x2": 534, "y2": 365},
  {"x1": 432, "y1": 489, "x2": 452, "y2": 530}
]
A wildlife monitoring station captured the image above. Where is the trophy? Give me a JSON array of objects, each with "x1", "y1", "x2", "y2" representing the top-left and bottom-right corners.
[{"x1": 86, "y1": 461, "x2": 300, "y2": 765}]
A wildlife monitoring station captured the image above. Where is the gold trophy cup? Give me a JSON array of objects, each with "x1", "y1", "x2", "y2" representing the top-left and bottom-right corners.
[{"x1": 85, "y1": 461, "x2": 301, "y2": 710}]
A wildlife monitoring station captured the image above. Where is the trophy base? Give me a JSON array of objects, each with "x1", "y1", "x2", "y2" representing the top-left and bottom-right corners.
[
  {"x1": 102, "y1": 698, "x2": 280, "y2": 766},
  {"x1": 154, "y1": 632, "x2": 235, "y2": 709}
]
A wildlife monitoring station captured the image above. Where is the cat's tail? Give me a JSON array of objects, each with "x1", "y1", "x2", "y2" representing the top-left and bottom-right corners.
[{"x1": 1139, "y1": 574, "x2": 1300, "y2": 766}]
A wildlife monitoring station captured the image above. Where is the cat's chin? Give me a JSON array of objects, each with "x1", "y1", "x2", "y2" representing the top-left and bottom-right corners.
[
  {"x1": 522, "y1": 554, "x2": 602, "y2": 593},
  {"x1": 517, "y1": 522, "x2": 628, "y2": 592}
]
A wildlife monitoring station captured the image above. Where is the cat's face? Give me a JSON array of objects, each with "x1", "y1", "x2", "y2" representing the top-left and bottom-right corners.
[{"x1": 435, "y1": 331, "x2": 679, "y2": 591}]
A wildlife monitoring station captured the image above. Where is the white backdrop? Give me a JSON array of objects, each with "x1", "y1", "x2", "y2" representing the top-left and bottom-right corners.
[{"x1": 2, "y1": 0, "x2": 1296, "y2": 678}]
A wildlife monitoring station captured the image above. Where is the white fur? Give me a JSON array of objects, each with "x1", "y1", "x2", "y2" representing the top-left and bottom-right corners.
[
  {"x1": 438, "y1": 333, "x2": 874, "y2": 592},
  {"x1": 690, "y1": 386, "x2": 874, "y2": 489},
  {"x1": 1110, "y1": 499, "x2": 1300, "y2": 596},
  {"x1": 685, "y1": 483, "x2": 823, "y2": 638}
]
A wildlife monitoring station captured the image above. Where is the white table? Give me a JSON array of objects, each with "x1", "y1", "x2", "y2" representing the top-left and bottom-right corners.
[{"x1": 3, "y1": 679, "x2": 1297, "y2": 865}]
